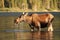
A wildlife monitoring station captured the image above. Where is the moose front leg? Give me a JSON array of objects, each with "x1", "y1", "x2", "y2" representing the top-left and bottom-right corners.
[
  {"x1": 29, "y1": 25, "x2": 34, "y2": 31},
  {"x1": 31, "y1": 26, "x2": 34, "y2": 32},
  {"x1": 48, "y1": 23, "x2": 53, "y2": 31}
]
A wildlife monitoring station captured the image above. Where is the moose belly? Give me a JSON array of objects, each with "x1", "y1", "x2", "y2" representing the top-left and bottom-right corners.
[
  {"x1": 31, "y1": 22, "x2": 48, "y2": 28},
  {"x1": 40, "y1": 22, "x2": 48, "y2": 28}
]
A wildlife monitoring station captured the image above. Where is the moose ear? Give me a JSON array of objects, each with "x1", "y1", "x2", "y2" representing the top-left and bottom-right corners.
[
  {"x1": 24, "y1": 12, "x2": 28, "y2": 16},
  {"x1": 23, "y1": 12, "x2": 25, "y2": 15}
]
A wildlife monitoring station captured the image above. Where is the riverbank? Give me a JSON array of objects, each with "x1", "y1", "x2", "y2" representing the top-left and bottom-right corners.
[{"x1": 0, "y1": 8, "x2": 60, "y2": 12}]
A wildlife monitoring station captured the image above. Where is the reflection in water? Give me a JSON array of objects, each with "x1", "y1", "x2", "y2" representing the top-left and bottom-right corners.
[
  {"x1": 15, "y1": 31, "x2": 53, "y2": 40},
  {"x1": 31, "y1": 31, "x2": 53, "y2": 40}
]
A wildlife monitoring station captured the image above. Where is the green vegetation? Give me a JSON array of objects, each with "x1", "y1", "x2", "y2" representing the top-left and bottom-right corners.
[{"x1": 0, "y1": 0, "x2": 60, "y2": 12}]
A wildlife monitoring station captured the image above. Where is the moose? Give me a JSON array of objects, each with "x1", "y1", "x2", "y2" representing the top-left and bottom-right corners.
[{"x1": 14, "y1": 12, "x2": 54, "y2": 31}]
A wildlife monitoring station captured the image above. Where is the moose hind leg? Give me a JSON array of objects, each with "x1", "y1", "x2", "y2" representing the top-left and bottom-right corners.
[
  {"x1": 37, "y1": 22, "x2": 41, "y2": 31},
  {"x1": 48, "y1": 23, "x2": 53, "y2": 31}
]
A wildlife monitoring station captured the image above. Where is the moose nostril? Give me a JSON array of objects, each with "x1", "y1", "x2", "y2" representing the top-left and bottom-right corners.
[
  {"x1": 14, "y1": 19, "x2": 16, "y2": 23},
  {"x1": 14, "y1": 19, "x2": 19, "y2": 24},
  {"x1": 22, "y1": 20, "x2": 24, "y2": 22},
  {"x1": 14, "y1": 21, "x2": 18, "y2": 24}
]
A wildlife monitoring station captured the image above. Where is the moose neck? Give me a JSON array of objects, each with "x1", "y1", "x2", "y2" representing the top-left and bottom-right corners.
[{"x1": 24, "y1": 16, "x2": 32, "y2": 24}]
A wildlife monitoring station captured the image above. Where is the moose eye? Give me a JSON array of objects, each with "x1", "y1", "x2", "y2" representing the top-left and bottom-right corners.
[{"x1": 19, "y1": 16, "x2": 21, "y2": 18}]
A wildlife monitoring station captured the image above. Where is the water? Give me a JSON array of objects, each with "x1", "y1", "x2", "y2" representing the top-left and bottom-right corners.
[
  {"x1": 0, "y1": 12, "x2": 60, "y2": 40},
  {"x1": 15, "y1": 31, "x2": 53, "y2": 40}
]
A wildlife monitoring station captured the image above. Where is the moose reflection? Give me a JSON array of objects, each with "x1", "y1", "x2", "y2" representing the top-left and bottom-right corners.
[
  {"x1": 14, "y1": 12, "x2": 54, "y2": 31},
  {"x1": 31, "y1": 31, "x2": 53, "y2": 40},
  {"x1": 15, "y1": 31, "x2": 53, "y2": 40}
]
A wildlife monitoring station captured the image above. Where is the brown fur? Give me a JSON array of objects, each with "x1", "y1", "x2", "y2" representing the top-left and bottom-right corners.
[{"x1": 14, "y1": 13, "x2": 54, "y2": 31}]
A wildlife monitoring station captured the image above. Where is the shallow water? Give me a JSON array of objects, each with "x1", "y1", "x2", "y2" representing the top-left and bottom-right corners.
[
  {"x1": 0, "y1": 31, "x2": 60, "y2": 40},
  {"x1": 15, "y1": 31, "x2": 53, "y2": 40},
  {"x1": 0, "y1": 12, "x2": 60, "y2": 40}
]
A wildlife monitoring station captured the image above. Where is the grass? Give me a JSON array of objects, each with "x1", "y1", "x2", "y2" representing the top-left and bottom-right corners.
[{"x1": 0, "y1": 8, "x2": 60, "y2": 12}]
